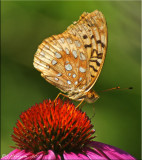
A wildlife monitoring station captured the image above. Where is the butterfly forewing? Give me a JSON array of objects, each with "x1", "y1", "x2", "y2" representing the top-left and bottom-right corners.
[
  {"x1": 33, "y1": 10, "x2": 107, "y2": 100},
  {"x1": 80, "y1": 10, "x2": 107, "y2": 91}
]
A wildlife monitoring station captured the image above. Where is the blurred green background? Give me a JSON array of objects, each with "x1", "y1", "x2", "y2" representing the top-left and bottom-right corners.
[{"x1": 1, "y1": 1, "x2": 141, "y2": 159}]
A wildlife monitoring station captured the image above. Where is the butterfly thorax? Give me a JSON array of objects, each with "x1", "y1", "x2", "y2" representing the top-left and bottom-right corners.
[{"x1": 68, "y1": 89, "x2": 99, "y2": 103}]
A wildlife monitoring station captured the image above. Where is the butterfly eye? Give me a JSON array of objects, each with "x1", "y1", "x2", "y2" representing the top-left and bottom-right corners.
[{"x1": 90, "y1": 93, "x2": 94, "y2": 98}]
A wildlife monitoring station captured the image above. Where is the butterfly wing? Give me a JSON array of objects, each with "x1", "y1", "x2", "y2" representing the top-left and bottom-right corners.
[
  {"x1": 67, "y1": 10, "x2": 107, "y2": 92},
  {"x1": 33, "y1": 10, "x2": 107, "y2": 97},
  {"x1": 34, "y1": 32, "x2": 88, "y2": 93}
]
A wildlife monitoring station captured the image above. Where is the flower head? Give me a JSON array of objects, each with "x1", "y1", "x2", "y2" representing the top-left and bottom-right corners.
[
  {"x1": 2, "y1": 98, "x2": 136, "y2": 160},
  {"x1": 11, "y1": 99, "x2": 95, "y2": 154}
]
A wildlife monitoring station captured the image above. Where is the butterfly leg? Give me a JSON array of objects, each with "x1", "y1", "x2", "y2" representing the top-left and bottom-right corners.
[
  {"x1": 90, "y1": 103, "x2": 96, "y2": 120},
  {"x1": 54, "y1": 92, "x2": 68, "y2": 102},
  {"x1": 76, "y1": 99, "x2": 84, "y2": 109}
]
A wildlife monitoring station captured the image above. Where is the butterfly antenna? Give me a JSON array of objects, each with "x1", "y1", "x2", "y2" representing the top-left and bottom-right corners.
[{"x1": 99, "y1": 86, "x2": 133, "y2": 92}]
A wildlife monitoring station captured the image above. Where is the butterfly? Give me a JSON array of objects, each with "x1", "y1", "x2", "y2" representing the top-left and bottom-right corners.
[{"x1": 33, "y1": 10, "x2": 107, "y2": 105}]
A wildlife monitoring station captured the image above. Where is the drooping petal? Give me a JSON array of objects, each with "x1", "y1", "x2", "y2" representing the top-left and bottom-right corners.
[
  {"x1": 88, "y1": 141, "x2": 136, "y2": 160},
  {"x1": 42, "y1": 150, "x2": 56, "y2": 160},
  {"x1": 33, "y1": 151, "x2": 44, "y2": 160},
  {"x1": 1, "y1": 149, "x2": 20, "y2": 159},
  {"x1": 77, "y1": 153, "x2": 90, "y2": 160},
  {"x1": 11, "y1": 150, "x2": 31, "y2": 160},
  {"x1": 83, "y1": 147, "x2": 107, "y2": 160},
  {"x1": 56, "y1": 154, "x2": 61, "y2": 160},
  {"x1": 63, "y1": 151, "x2": 83, "y2": 160},
  {"x1": 1, "y1": 149, "x2": 33, "y2": 160}
]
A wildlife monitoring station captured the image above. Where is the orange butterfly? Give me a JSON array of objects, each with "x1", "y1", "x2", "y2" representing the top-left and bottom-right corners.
[{"x1": 34, "y1": 10, "x2": 107, "y2": 106}]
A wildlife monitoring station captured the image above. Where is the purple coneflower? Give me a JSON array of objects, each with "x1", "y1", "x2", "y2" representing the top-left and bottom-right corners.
[{"x1": 1, "y1": 99, "x2": 136, "y2": 160}]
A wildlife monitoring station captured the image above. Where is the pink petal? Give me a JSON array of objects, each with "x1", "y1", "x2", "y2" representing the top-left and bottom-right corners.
[
  {"x1": 64, "y1": 151, "x2": 86, "y2": 160},
  {"x1": 88, "y1": 141, "x2": 136, "y2": 160},
  {"x1": 12, "y1": 150, "x2": 26, "y2": 159},
  {"x1": 32, "y1": 151, "x2": 44, "y2": 160},
  {"x1": 1, "y1": 149, "x2": 44, "y2": 160},
  {"x1": 11, "y1": 150, "x2": 33, "y2": 160},
  {"x1": 56, "y1": 154, "x2": 61, "y2": 160},
  {"x1": 77, "y1": 153, "x2": 90, "y2": 159},
  {"x1": 16, "y1": 151, "x2": 34, "y2": 160},
  {"x1": 84, "y1": 147, "x2": 108, "y2": 160},
  {"x1": 1, "y1": 149, "x2": 20, "y2": 159},
  {"x1": 42, "y1": 150, "x2": 56, "y2": 160}
]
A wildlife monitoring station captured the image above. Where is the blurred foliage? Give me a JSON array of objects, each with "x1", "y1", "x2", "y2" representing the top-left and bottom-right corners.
[{"x1": 1, "y1": 1, "x2": 141, "y2": 159}]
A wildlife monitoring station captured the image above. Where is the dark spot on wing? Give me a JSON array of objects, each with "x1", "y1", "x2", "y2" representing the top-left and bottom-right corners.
[
  {"x1": 91, "y1": 35, "x2": 94, "y2": 39},
  {"x1": 96, "y1": 40, "x2": 105, "y2": 48},
  {"x1": 89, "y1": 65, "x2": 98, "y2": 72},
  {"x1": 83, "y1": 35, "x2": 88, "y2": 39},
  {"x1": 89, "y1": 60, "x2": 100, "y2": 66},
  {"x1": 84, "y1": 44, "x2": 92, "y2": 48}
]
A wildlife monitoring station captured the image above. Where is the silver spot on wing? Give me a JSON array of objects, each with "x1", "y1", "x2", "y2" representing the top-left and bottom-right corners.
[
  {"x1": 65, "y1": 64, "x2": 72, "y2": 71},
  {"x1": 79, "y1": 67, "x2": 86, "y2": 73},
  {"x1": 52, "y1": 60, "x2": 57, "y2": 65}
]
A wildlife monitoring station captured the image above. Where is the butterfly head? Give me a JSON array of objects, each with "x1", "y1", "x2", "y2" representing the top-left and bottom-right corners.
[{"x1": 85, "y1": 90, "x2": 99, "y2": 103}]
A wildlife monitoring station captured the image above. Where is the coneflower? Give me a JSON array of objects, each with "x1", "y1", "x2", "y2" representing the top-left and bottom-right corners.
[{"x1": 1, "y1": 99, "x2": 136, "y2": 160}]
